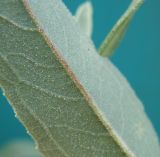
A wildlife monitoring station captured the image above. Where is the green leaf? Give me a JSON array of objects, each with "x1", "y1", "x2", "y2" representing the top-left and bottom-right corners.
[
  {"x1": 75, "y1": 1, "x2": 93, "y2": 37},
  {"x1": 0, "y1": 140, "x2": 42, "y2": 157},
  {"x1": 0, "y1": 0, "x2": 159, "y2": 157},
  {"x1": 99, "y1": 0, "x2": 144, "y2": 57}
]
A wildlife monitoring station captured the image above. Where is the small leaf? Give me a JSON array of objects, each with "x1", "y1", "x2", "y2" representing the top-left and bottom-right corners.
[
  {"x1": 99, "y1": 0, "x2": 144, "y2": 57},
  {"x1": 75, "y1": 1, "x2": 93, "y2": 37}
]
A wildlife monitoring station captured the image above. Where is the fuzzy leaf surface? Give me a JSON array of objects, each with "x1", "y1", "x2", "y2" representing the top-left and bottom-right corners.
[{"x1": 0, "y1": 0, "x2": 160, "y2": 157}]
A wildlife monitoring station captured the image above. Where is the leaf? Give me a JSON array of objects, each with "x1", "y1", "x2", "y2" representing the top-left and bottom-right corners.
[
  {"x1": 75, "y1": 1, "x2": 93, "y2": 37},
  {"x1": 0, "y1": 140, "x2": 42, "y2": 157},
  {"x1": 99, "y1": 0, "x2": 144, "y2": 57},
  {"x1": 0, "y1": 0, "x2": 159, "y2": 157}
]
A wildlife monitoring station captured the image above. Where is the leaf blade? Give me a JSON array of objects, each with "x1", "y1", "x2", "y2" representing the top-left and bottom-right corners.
[
  {"x1": 0, "y1": 2, "x2": 128, "y2": 157},
  {"x1": 0, "y1": 0, "x2": 159, "y2": 157}
]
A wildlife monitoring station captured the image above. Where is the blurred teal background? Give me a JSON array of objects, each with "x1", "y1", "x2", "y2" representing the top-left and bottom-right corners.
[{"x1": 0, "y1": 0, "x2": 160, "y2": 145}]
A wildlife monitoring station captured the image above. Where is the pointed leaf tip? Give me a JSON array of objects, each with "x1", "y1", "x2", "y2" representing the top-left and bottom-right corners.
[
  {"x1": 75, "y1": 1, "x2": 93, "y2": 37},
  {"x1": 99, "y1": 0, "x2": 144, "y2": 57}
]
